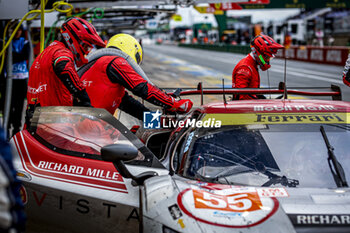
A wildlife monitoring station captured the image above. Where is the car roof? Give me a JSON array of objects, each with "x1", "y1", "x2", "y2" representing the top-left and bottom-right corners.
[{"x1": 199, "y1": 99, "x2": 350, "y2": 114}]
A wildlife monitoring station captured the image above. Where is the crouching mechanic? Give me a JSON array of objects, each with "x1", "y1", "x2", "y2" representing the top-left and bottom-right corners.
[
  {"x1": 79, "y1": 34, "x2": 193, "y2": 120},
  {"x1": 232, "y1": 34, "x2": 284, "y2": 100},
  {"x1": 26, "y1": 17, "x2": 105, "y2": 126}
]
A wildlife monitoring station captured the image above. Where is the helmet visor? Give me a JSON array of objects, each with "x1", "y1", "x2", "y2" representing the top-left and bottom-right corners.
[{"x1": 135, "y1": 51, "x2": 142, "y2": 65}]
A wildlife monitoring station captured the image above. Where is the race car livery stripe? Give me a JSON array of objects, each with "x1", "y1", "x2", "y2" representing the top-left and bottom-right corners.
[
  {"x1": 14, "y1": 132, "x2": 128, "y2": 193},
  {"x1": 202, "y1": 112, "x2": 350, "y2": 125},
  {"x1": 147, "y1": 90, "x2": 174, "y2": 106},
  {"x1": 53, "y1": 56, "x2": 71, "y2": 66}
]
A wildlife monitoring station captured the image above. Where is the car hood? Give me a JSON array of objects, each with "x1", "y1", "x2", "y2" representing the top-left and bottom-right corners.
[
  {"x1": 142, "y1": 175, "x2": 350, "y2": 232},
  {"x1": 142, "y1": 175, "x2": 296, "y2": 233}
]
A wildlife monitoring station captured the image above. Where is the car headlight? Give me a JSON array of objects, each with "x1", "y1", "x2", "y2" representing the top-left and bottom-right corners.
[{"x1": 162, "y1": 225, "x2": 180, "y2": 233}]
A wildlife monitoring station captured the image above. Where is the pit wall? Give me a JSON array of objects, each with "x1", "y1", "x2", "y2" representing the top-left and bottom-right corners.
[{"x1": 178, "y1": 43, "x2": 350, "y2": 67}]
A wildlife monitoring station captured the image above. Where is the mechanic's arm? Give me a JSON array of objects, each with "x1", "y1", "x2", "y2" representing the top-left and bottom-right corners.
[
  {"x1": 233, "y1": 66, "x2": 258, "y2": 100},
  {"x1": 107, "y1": 57, "x2": 192, "y2": 113},
  {"x1": 119, "y1": 91, "x2": 150, "y2": 120},
  {"x1": 53, "y1": 56, "x2": 92, "y2": 107}
]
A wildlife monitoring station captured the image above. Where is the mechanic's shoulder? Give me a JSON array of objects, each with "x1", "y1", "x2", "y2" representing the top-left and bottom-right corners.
[
  {"x1": 51, "y1": 42, "x2": 74, "y2": 58},
  {"x1": 109, "y1": 56, "x2": 133, "y2": 68},
  {"x1": 236, "y1": 65, "x2": 253, "y2": 76}
]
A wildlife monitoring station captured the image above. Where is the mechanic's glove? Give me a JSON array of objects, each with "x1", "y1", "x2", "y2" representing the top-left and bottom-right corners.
[{"x1": 170, "y1": 99, "x2": 193, "y2": 113}]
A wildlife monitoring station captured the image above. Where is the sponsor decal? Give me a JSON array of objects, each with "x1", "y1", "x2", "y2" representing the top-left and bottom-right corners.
[
  {"x1": 203, "y1": 112, "x2": 349, "y2": 125},
  {"x1": 177, "y1": 187, "x2": 278, "y2": 228},
  {"x1": 183, "y1": 132, "x2": 194, "y2": 153},
  {"x1": 289, "y1": 214, "x2": 350, "y2": 226},
  {"x1": 253, "y1": 105, "x2": 336, "y2": 112},
  {"x1": 37, "y1": 161, "x2": 121, "y2": 181},
  {"x1": 297, "y1": 48, "x2": 308, "y2": 60},
  {"x1": 255, "y1": 113, "x2": 345, "y2": 124},
  {"x1": 144, "y1": 110, "x2": 222, "y2": 129},
  {"x1": 177, "y1": 219, "x2": 186, "y2": 229},
  {"x1": 168, "y1": 204, "x2": 183, "y2": 220},
  {"x1": 285, "y1": 48, "x2": 295, "y2": 59},
  {"x1": 310, "y1": 49, "x2": 324, "y2": 61},
  {"x1": 127, "y1": 208, "x2": 139, "y2": 221},
  {"x1": 326, "y1": 50, "x2": 342, "y2": 63},
  {"x1": 192, "y1": 189, "x2": 263, "y2": 212},
  {"x1": 82, "y1": 80, "x2": 93, "y2": 87},
  {"x1": 257, "y1": 188, "x2": 289, "y2": 198},
  {"x1": 213, "y1": 211, "x2": 242, "y2": 218},
  {"x1": 27, "y1": 84, "x2": 47, "y2": 94},
  {"x1": 30, "y1": 192, "x2": 139, "y2": 220},
  {"x1": 14, "y1": 132, "x2": 127, "y2": 192}
]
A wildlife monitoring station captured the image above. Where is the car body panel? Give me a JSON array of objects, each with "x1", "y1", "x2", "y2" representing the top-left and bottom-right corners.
[{"x1": 9, "y1": 95, "x2": 350, "y2": 233}]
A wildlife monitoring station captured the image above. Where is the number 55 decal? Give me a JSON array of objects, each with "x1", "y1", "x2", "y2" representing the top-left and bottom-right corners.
[{"x1": 193, "y1": 189, "x2": 262, "y2": 212}]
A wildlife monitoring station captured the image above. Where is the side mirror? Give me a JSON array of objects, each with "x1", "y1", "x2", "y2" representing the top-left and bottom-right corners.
[
  {"x1": 101, "y1": 143, "x2": 158, "y2": 186},
  {"x1": 101, "y1": 143, "x2": 138, "y2": 162}
]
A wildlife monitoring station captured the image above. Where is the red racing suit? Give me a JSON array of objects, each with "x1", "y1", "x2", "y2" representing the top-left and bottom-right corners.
[
  {"x1": 26, "y1": 41, "x2": 91, "y2": 127},
  {"x1": 232, "y1": 54, "x2": 260, "y2": 100},
  {"x1": 80, "y1": 55, "x2": 176, "y2": 119},
  {"x1": 27, "y1": 41, "x2": 90, "y2": 109}
]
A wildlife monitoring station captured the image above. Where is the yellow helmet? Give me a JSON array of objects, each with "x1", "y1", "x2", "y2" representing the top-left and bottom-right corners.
[{"x1": 106, "y1": 33, "x2": 143, "y2": 65}]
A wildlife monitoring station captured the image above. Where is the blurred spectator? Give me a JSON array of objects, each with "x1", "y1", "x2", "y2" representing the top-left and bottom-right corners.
[
  {"x1": 0, "y1": 127, "x2": 26, "y2": 232},
  {"x1": 221, "y1": 34, "x2": 228, "y2": 44},
  {"x1": 203, "y1": 36, "x2": 208, "y2": 44},
  {"x1": 284, "y1": 32, "x2": 292, "y2": 49},
  {"x1": 315, "y1": 28, "x2": 324, "y2": 47},
  {"x1": 9, "y1": 25, "x2": 29, "y2": 137},
  {"x1": 327, "y1": 35, "x2": 335, "y2": 46},
  {"x1": 243, "y1": 31, "x2": 250, "y2": 45}
]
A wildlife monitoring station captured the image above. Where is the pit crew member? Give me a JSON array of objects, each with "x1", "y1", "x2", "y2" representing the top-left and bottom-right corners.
[
  {"x1": 80, "y1": 33, "x2": 193, "y2": 120},
  {"x1": 232, "y1": 34, "x2": 284, "y2": 100},
  {"x1": 26, "y1": 17, "x2": 105, "y2": 125}
]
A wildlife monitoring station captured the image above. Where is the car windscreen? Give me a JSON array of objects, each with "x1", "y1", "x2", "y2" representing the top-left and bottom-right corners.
[
  {"x1": 29, "y1": 106, "x2": 163, "y2": 168},
  {"x1": 183, "y1": 123, "x2": 350, "y2": 188}
]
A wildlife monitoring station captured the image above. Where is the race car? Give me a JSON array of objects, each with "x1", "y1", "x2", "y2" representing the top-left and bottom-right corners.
[{"x1": 10, "y1": 86, "x2": 350, "y2": 233}]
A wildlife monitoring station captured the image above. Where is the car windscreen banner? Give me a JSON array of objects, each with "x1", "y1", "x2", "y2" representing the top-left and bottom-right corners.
[{"x1": 202, "y1": 112, "x2": 349, "y2": 125}]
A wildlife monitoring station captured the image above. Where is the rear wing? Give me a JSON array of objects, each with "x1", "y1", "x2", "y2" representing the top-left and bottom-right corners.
[{"x1": 162, "y1": 82, "x2": 342, "y2": 105}]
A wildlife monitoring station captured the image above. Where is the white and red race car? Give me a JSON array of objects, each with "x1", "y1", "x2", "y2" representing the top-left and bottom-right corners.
[{"x1": 11, "y1": 86, "x2": 350, "y2": 233}]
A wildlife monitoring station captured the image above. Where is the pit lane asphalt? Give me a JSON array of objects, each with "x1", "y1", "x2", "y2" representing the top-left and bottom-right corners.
[{"x1": 142, "y1": 44, "x2": 349, "y2": 101}]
